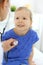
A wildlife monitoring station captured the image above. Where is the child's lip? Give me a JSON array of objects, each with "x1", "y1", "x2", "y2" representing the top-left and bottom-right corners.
[{"x1": 17, "y1": 25, "x2": 25, "y2": 27}]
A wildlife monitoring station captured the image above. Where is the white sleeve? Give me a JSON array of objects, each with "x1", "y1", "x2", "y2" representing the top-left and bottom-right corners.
[
  {"x1": 0, "y1": 42, "x2": 3, "y2": 64},
  {"x1": 0, "y1": 42, "x2": 3, "y2": 50},
  {"x1": 0, "y1": 41, "x2": 3, "y2": 49}
]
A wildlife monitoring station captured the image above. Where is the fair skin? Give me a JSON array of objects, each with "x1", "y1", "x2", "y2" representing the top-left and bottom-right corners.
[
  {"x1": 29, "y1": 46, "x2": 36, "y2": 65},
  {"x1": 0, "y1": 0, "x2": 18, "y2": 51},
  {"x1": 13, "y1": 9, "x2": 36, "y2": 65},
  {"x1": 2, "y1": 38, "x2": 18, "y2": 52},
  {"x1": 0, "y1": 0, "x2": 9, "y2": 21},
  {"x1": 14, "y1": 9, "x2": 32, "y2": 36},
  {"x1": 2, "y1": 8, "x2": 36, "y2": 65}
]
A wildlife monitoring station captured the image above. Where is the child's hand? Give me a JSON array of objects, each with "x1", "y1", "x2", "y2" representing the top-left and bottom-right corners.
[
  {"x1": 29, "y1": 61, "x2": 36, "y2": 65},
  {"x1": 2, "y1": 38, "x2": 18, "y2": 52},
  {"x1": 28, "y1": 46, "x2": 36, "y2": 65}
]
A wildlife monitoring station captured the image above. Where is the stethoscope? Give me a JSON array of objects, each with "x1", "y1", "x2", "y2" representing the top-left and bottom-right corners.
[
  {"x1": 0, "y1": 12, "x2": 10, "y2": 41},
  {"x1": 0, "y1": 12, "x2": 10, "y2": 62},
  {"x1": 0, "y1": 0, "x2": 10, "y2": 41}
]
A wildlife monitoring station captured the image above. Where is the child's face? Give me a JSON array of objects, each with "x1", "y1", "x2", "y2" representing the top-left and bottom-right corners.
[{"x1": 14, "y1": 9, "x2": 32, "y2": 32}]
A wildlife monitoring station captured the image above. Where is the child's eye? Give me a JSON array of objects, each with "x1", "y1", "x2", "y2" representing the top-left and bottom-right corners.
[
  {"x1": 23, "y1": 17, "x2": 26, "y2": 20},
  {"x1": 16, "y1": 17, "x2": 19, "y2": 19}
]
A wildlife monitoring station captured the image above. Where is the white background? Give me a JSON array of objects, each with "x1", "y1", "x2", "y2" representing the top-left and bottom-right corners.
[
  {"x1": 10, "y1": 0, "x2": 43, "y2": 51},
  {"x1": 0, "y1": 0, "x2": 43, "y2": 65}
]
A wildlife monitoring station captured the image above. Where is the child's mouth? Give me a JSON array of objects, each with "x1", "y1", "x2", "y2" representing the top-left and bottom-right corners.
[{"x1": 17, "y1": 25, "x2": 25, "y2": 27}]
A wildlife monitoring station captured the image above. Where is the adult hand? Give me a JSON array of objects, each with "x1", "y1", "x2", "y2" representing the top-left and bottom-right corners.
[{"x1": 2, "y1": 38, "x2": 18, "y2": 52}]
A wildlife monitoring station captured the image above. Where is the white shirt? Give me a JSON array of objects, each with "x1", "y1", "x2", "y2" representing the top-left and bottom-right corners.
[
  {"x1": 0, "y1": 13, "x2": 10, "y2": 62},
  {"x1": 0, "y1": 12, "x2": 10, "y2": 33},
  {"x1": 0, "y1": 11, "x2": 15, "y2": 33},
  {"x1": 0, "y1": 11, "x2": 15, "y2": 64},
  {"x1": 0, "y1": 11, "x2": 15, "y2": 41}
]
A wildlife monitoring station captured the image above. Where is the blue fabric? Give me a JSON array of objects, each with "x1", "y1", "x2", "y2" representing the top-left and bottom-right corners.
[{"x1": 2, "y1": 29, "x2": 39, "y2": 65}]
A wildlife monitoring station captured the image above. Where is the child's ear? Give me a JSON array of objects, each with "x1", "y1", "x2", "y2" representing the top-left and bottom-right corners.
[{"x1": 30, "y1": 21, "x2": 32, "y2": 28}]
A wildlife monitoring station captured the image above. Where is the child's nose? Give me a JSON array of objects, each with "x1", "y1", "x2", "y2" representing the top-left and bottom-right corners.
[{"x1": 19, "y1": 19, "x2": 23, "y2": 23}]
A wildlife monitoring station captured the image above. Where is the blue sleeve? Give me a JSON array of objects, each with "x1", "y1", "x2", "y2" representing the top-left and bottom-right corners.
[{"x1": 31, "y1": 31, "x2": 39, "y2": 45}]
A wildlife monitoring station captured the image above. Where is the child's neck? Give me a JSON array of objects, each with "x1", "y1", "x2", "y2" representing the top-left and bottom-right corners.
[{"x1": 13, "y1": 28, "x2": 29, "y2": 36}]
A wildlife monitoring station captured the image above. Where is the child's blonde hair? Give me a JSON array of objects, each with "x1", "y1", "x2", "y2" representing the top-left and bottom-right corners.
[{"x1": 15, "y1": 7, "x2": 32, "y2": 21}]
